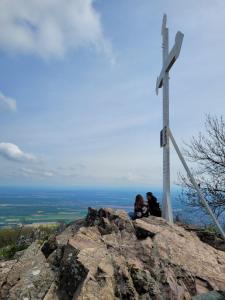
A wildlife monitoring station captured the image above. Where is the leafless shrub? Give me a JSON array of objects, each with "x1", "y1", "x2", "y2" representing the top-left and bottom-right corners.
[{"x1": 179, "y1": 115, "x2": 225, "y2": 219}]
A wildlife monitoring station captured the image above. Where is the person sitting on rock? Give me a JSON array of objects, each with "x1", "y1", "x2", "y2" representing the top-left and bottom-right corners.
[
  {"x1": 133, "y1": 194, "x2": 149, "y2": 219},
  {"x1": 146, "y1": 192, "x2": 162, "y2": 217}
]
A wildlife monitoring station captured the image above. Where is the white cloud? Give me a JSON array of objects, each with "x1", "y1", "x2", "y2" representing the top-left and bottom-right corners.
[
  {"x1": 0, "y1": 0, "x2": 113, "y2": 60},
  {"x1": 56, "y1": 164, "x2": 85, "y2": 177},
  {"x1": 0, "y1": 143, "x2": 36, "y2": 162},
  {"x1": 0, "y1": 91, "x2": 16, "y2": 112},
  {"x1": 20, "y1": 164, "x2": 87, "y2": 179},
  {"x1": 21, "y1": 167, "x2": 54, "y2": 178}
]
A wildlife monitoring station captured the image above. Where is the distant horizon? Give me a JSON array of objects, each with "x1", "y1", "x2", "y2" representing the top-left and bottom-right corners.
[
  {"x1": 0, "y1": 184, "x2": 182, "y2": 191},
  {"x1": 0, "y1": 185, "x2": 190, "y2": 229}
]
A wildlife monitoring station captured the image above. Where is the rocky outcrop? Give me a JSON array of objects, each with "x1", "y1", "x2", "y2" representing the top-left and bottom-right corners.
[
  {"x1": 0, "y1": 241, "x2": 55, "y2": 300},
  {"x1": 0, "y1": 208, "x2": 225, "y2": 300},
  {"x1": 180, "y1": 224, "x2": 225, "y2": 252}
]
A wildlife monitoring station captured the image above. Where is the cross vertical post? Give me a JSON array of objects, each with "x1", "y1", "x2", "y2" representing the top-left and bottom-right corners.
[
  {"x1": 156, "y1": 14, "x2": 184, "y2": 223},
  {"x1": 162, "y1": 16, "x2": 172, "y2": 222}
]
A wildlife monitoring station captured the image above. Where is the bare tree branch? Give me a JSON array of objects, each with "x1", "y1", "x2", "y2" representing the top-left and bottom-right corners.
[{"x1": 179, "y1": 115, "x2": 225, "y2": 219}]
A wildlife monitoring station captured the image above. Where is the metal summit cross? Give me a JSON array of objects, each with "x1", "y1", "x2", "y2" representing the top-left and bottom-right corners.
[
  {"x1": 155, "y1": 15, "x2": 225, "y2": 240},
  {"x1": 156, "y1": 14, "x2": 183, "y2": 223}
]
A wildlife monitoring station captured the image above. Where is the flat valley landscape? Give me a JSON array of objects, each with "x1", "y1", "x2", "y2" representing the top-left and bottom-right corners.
[{"x1": 0, "y1": 187, "x2": 201, "y2": 228}]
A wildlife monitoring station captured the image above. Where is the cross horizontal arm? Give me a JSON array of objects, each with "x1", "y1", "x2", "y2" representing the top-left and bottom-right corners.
[{"x1": 156, "y1": 31, "x2": 184, "y2": 95}]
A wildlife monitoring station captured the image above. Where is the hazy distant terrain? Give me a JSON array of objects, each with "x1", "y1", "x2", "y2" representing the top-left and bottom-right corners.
[{"x1": 0, "y1": 187, "x2": 203, "y2": 228}]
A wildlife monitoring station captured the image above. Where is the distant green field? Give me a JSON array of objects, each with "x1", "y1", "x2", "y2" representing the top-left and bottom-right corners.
[{"x1": 0, "y1": 209, "x2": 86, "y2": 228}]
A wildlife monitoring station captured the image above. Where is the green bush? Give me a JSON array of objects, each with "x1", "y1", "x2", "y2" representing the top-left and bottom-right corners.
[
  {"x1": 203, "y1": 224, "x2": 219, "y2": 234},
  {"x1": 0, "y1": 227, "x2": 33, "y2": 248},
  {"x1": 0, "y1": 243, "x2": 28, "y2": 260},
  {"x1": 0, "y1": 224, "x2": 60, "y2": 260},
  {"x1": 0, "y1": 224, "x2": 59, "y2": 248}
]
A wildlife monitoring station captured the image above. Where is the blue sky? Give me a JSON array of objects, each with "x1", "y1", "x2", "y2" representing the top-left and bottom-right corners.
[{"x1": 0, "y1": 0, "x2": 224, "y2": 187}]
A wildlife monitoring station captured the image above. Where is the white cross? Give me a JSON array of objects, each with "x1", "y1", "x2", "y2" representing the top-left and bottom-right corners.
[
  {"x1": 155, "y1": 15, "x2": 225, "y2": 240},
  {"x1": 156, "y1": 15, "x2": 184, "y2": 223}
]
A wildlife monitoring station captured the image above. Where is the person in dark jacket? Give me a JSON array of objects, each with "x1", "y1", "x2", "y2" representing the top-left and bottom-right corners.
[
  {"x1": 146, "y1": 192, "x2": 162, "y2": 217},
  {"x1": 133, "y1": 194, "x2": 149, "y2": 219}
]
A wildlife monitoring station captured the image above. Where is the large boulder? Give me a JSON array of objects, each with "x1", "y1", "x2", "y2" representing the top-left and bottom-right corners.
[
  {"x1": 1, "y1": 208, "x2": 225, "y2": 300},
  {"x1": 0, "y1": 242, "x2": 55, "y2": 300},
  {"x1": 133, "y1": 217, "x2": 225, "y2": 292}
]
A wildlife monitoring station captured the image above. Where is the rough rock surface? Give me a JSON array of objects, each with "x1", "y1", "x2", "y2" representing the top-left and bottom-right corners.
[{"x1": 0, "y1": 208, "x2": 225, "y2": 300}]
